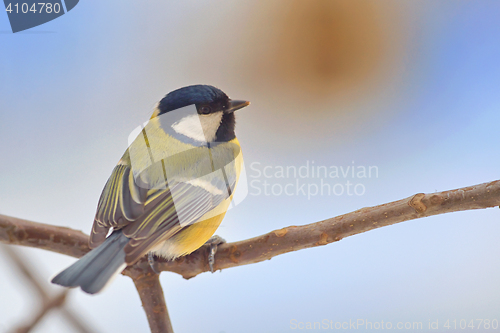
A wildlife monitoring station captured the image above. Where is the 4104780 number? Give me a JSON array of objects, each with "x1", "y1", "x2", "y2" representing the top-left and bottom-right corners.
[
  {"x1": 6, "y1": 3, "x2": 61, "y2": 14},
  {"x1": 443, "y1": 319, "x2": 499, "y2": 330}
]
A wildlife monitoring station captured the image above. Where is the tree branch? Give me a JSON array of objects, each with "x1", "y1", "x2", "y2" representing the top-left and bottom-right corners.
[
  {"x1": 1, "y1": 180, "x2": 499, "y2": 333},
  {"x1": 1, "y1": 180, "x2": 499, "y2": 279},
  {"x1": 0, "y1": 215, "x2": 89, "y2": 258},
  {"x1": 14, "y1": 291, "x2": 68, "y2": 333},
  {"x1": 1, "y1": 245, "x2": 95, "y2": 333},
  {"x1": 129, "y1": 179, "x2": 500, "y2": 278},
  {"x1": 131, "y1": 272, "x2": 174, "y2": 333}
]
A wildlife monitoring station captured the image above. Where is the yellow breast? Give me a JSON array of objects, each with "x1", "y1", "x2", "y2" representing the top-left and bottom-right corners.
[{"x1": 151, "y1": 137, "x2": 243, "y2": 259}]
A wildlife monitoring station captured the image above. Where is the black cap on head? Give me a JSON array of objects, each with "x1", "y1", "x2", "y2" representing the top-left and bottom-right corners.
[
  {"x1": 158, "y1": 85, "x2": 229, "y2": 114},
  {"x1": 157, "y1": 85, "x2": 249, "y2": 142}
]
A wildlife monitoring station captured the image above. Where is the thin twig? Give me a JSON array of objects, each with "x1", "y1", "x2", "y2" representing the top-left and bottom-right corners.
[
  {"x1": 14, "y1": 291, "x2": 68, "y2": 333},
  {"x1": 1, "y1": 245, "x2": 96, "y2": 333},
  {"x1": 2, "y1": 245, "x2": 49, "y2": 298},
  {"x1": 59, "y1": 307, "x2": 97, "y2": 333}
]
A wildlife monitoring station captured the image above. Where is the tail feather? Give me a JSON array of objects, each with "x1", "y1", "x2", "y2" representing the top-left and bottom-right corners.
[{"x1": 52, "y1": 230, "x2": 129, "y2": 294}]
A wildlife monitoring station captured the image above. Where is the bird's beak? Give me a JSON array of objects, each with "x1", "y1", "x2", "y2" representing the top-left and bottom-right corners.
[{"x1": 225, "y1": 100, "x2": 250, "y2": 114}]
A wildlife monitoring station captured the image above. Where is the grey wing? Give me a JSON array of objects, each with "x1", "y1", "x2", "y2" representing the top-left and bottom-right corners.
[
  {"x1": 90, "y1": 164, "x2": 147, "y2": 248},
  {"x1": 89, "y1": 162, "x2": 234, "y2": 264}
]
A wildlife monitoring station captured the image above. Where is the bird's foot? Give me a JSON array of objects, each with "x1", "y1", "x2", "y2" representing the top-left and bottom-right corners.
[
  {"x1": 205, "y1": 235, "x2": 226, "y2": 273},
  {"x1": 148, "y1": 252, "x2": 160, "y2": 274}
]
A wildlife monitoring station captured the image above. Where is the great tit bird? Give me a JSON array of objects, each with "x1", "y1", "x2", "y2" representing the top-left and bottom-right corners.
[{"x1": 52, "y1": 85, "x2": 249, "y2": 294}]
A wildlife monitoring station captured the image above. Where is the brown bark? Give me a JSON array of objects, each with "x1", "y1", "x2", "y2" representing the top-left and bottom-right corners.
[
  {"x1": 135, "y1": 179, "x2": 500, "y2": 279},
  {"x1": 132, "y1": 273, "x2": 174, "y2": 333},
  {"x1": 0, "y1": 215, "x2": 89, "y2": 258}
]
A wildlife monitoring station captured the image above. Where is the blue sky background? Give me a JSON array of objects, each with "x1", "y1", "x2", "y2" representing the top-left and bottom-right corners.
[{"x1": 1, "y1": 1, "x2": 499, "y2": 332}]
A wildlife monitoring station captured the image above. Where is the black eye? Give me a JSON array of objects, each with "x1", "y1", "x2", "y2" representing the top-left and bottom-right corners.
[{"x1": 199, "y1": 106, "x2": 211, "y2": 115}]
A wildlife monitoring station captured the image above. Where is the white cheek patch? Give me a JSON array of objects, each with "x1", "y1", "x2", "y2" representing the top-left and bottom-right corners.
[{"x1": 172, "y1": 112, "x2": 223, "y2": 142}]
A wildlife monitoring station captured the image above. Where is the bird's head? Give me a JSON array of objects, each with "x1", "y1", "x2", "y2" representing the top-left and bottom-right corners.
[{"x1": 156, "y1": 85, "x2": 249, "y2": 143}]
